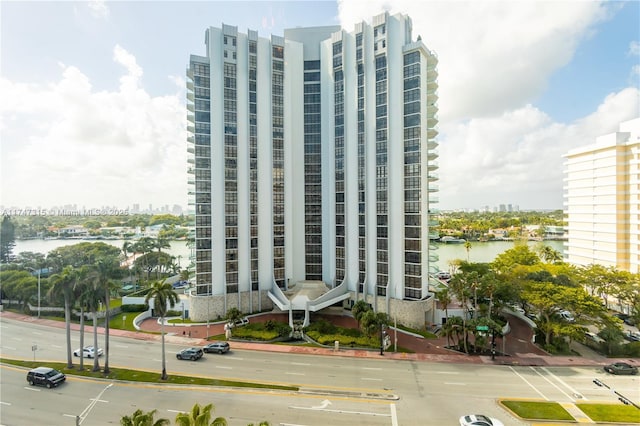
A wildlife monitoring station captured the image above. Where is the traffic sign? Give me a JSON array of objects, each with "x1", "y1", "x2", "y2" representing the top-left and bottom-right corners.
[{"x1": 476, "y1": 325, "x2": 489, "y2": 331}]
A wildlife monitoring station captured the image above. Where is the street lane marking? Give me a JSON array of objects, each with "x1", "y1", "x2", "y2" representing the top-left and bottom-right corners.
[
  {"x1": 530, "y1": 367, "x2": 575, "y2": 402},
  {"x1": 285, "y1": 372, "x2": 305, "y2": 376},
  {"x1": 2, "y1": 346, "x2": 16, "y2": 350},
  {"x1": 540, "y1": 367, "x2": 587, "y2": 400},
  {"x1": 292, "y1": 362, "x2": 311, "y2": 366},
  {"x1": 391, "y1": 403, "x2": 398, "y2": 426},
  {"x1": 361, "y1": 378, "x2": 383, "y2": 381},
  {"x1": 435, "y1": 371, "x2": 459, "y2": 374},
  {"x1": 215, "y1": 366, "x2": 232, "y2": 370},
  {"x1": 444, "y1": 382, "x2": 467, "y2": 386},
  {"x1": 24, "y1": 387, "x2": 40, "y2": 392},
  {"x1": 510, "y1": 366, "x2": 548, "y2": 400},
  {"x1": 0, "y1": 401, "x2": 11, "y2": 406},
  {"x1": 362, "y1": 367, "x2": 382, "y2": 371}
]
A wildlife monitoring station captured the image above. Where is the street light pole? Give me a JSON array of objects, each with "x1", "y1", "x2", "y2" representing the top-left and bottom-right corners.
[
  {"x1": 206, "y1": 291, "x2": 210, "y2": 339},
  {"x1": 37, "y1": 268, "x2": 41, "y2": 319}
]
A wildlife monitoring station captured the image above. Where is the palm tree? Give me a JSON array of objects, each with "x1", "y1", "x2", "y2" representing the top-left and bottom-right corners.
[
  {"x1": 122, "y1": 241, "x2": 135, "y2": 283},
  {"x1": 92, "y1": 258, "x2": 120, "y2": 374},
  {"x1": 154, "y1": 236, "x2": 171, "y2": 253},
  {"x1": 464, "y1": 240, "x2": 472, "y2": 262},
  {"x1": 145, "y1": 280, "x2": 179, "y2": 380},
  {"x1": 48, "y1": 266, "x2": 77, "y2": 368},
  {"x1": 351, "y1": 299, "x2": 370, "y2": 327},
  {"x1": 175, "y1": 403, "x2": 227, "y2": 426},
  {"x1": 448, "y1": 274, "x2": 470, "y2": 354},
  {"x1": 435, "y1": 288, "x2": 452, "y2": 341},
  {"x1": 73, "y1": 266, "x2": 92, "y2": 371},
  {"x1": 120, "y1": 408, "x2": 170, "y2": 426},
  {"x1": 81, "y1": 280, "x2": 104, "y2": 372}
]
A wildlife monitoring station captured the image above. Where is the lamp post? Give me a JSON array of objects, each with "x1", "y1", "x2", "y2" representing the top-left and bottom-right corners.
[{"x1": 37, "y1": 268, "x2": 41, "y2": 319}]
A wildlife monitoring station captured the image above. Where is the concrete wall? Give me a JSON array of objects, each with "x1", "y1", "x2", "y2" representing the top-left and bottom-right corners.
[
  {"x1": 188, "y1": 290, "x2": 274, "y2": 322},
  {"x1": 352, "y1": 292, "x2": 435, "y2": 329}
]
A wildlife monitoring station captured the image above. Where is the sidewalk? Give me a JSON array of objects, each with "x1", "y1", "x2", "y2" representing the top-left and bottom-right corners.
[{"x1": 2, "y1": 310, "x2": 637, "y2": 368}]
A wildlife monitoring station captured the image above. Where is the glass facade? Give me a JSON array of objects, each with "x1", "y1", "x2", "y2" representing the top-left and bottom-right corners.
[
  {"x1": 249, "y1": 38, "x2": 259, "y2": 291},
  {"x1": 303, "y1": 60, "x2": 323, "y2": 280},
  {"x1": 333, "y1": 40, "x2": 345, "y2": 284},
  {"x1": 272, "y1": 42, "x2": 285, "y2": 288},
  {"x1": 403, "y1": 51, "x2": 422, "y2": 300},
  {"x1": 356, "y1": 32, "x2": 366, "y2": 294},
  {"x1": 375, "y1": 51, "x2": 388, "y2": 296},
  {"x1": 189, "y1": 61, "x2": 212, "y2": 296}
]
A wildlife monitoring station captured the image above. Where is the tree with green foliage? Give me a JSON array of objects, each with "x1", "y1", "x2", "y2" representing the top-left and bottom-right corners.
[
  {"x1": 91, "y1": 256, "x2": 121, "y2": 374},
  {"x1": 120, "y1": 408, "x2": 170, "y2": 426},
  {"x1": 0, "y1": 215, "x2": 16, "y2": 263},
  {"x1": 490, "y1": 244, "x2": 540, "y2": 273},
  {"x1": 174, "y1": 403, "x2": 227, "y2": 426},
  {"x1": 145, "y1": 281, "x2": 179, "y2": 380},
  {"x1": 598, "y1": 325, "x2": 625, "y2": 356},
  {"x1": 351, "y1": 299, "x2": 370, "y2": 327},
  {"x1": 359, "y1": 310, "x2": 389, "y2": 338},
  {"x1": 225, "y1": 307, "x2": 244, "y2": 323},
  {"x1": 48, "y1": 266, "x2": 78, "y2": 368}
]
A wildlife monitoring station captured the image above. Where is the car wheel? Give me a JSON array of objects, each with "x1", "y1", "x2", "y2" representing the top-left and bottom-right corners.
[
  {"x1": 74, "y1": 353, "x2": 78, "y2": 357},
  {"x1": 46, "y1": 382, "x2": 52, "y2": 389},
  {"x1": 28, "y1": 379, "x2": 34, "y2": 386},
  {"x1": 218, "y1": 350, "x2": 223, "y2": 354},
  {"x1": 191, "y1": 356, "x2": 196, "y2": 361},
  {"x1": 177, "y1": 355, "x2": 182, "y2": 360},
  {"x1": 88, "y1": 354, "x2": 92, "y2": 359}
]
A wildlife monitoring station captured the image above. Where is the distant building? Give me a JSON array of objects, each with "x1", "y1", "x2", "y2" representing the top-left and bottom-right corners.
[
  {"x1": 186, "y1": 12, "x2": 440, "y2": 327},
  {"x1": 563, "y1": 118, "x2": 640, "y2": 273}
]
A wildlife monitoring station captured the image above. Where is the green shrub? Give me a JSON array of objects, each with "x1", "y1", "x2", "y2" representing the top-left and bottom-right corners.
[
  {"x1": 121, "y1": 304, "x2": 148, "y2": 312},
  {"x1": 305, "y1": 319, "x2": 337, "y2": 335}
]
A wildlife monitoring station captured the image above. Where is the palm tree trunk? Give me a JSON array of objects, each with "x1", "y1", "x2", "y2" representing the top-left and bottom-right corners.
[
  {"x1": 160, "y1": 317, "x2": 167, "y2": 380},
  {"x1": 65, "y1": 297, "x2": 73, "y2": 369},
  {"x1": 79, "y1": 307, "x2": 85, "y2": 370},
  {"x1": 92, "y1": 311, "x2": 100, "y2": 372},
  {"x1": 104, "y1": 288, "x2": 110, "y2": 374}
]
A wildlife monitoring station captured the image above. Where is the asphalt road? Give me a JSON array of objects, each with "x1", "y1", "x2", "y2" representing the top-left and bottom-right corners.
[{"x1": 1, "y1": 316, "x2": 639, "y2": 426}]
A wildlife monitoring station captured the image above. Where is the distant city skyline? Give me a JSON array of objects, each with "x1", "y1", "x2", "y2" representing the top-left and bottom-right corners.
[{"x1": 1, "y1": 1, "x2": 639, "y2": 211}]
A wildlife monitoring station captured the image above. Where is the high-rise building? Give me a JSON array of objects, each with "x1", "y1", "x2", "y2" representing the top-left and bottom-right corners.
[
  {"x1": 186, "y1": 12, "x2": 440, "y2": 327},
  {"x1": 564, "y1": 118, "x2": 640, "y2": 273}
]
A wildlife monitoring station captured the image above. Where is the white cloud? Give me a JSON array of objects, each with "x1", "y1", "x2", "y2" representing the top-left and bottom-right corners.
[
  {"x1": 339, "y1": 0, "x2": 611, "y2": 121},
  {"x1": 629, "y1": 40, "x2": 640, "y2": 56},
  {"x1": 0, "y1": 46, "x2": 186, "y2": 210},
  {"x1": 437, "y1": 87, "x2": 640, "y2": 210},
  {"x1": 338, "y1": 0, "x2": 638, "y2": 210},
  {"x1": 88, "y1": 0, "x2": 110, "y2": 20}
]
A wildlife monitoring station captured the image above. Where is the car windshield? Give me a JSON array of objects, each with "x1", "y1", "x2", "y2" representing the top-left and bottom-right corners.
[{"x1": 44, "y1": 370, "x2": 59, "y2": 378}]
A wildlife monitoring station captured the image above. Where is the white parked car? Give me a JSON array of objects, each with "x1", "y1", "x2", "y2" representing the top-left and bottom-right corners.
[
  {"x1": 559, "y1": 310, "x2": 575, "y2": 322},
  {"x1": 73, "y1": 346, "x2": 103, "y2": 358},
  {"x1": 459, "y1": 414, "x2": 504, "y2": 426}
]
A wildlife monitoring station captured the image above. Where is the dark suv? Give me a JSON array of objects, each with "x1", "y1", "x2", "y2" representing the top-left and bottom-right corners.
[
  {"x1": 27, "y1": 367, "x2": 66, "y2": 388},
  {"x1": 176, "y1": 347, "x2": 204, "y2": 361}
]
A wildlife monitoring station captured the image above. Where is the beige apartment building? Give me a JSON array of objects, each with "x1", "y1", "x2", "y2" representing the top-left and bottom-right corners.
[{"x1": 564, "y1": 118, "x2": 640, "y2": 273}]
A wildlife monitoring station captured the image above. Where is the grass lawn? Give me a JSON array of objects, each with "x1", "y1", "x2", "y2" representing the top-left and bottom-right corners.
[
  {"x1": 108, "y1": 311, "x2": 144, "y2": 332},
  {"x1": 577, "y1": 403, "x2": 640, "y2": 424},
  {"x1": 500, "y1": 400, "x2": 574, "y2": 421},
  {"x1": 1, "y1": 357, "x2": 297, "y2": 391}
]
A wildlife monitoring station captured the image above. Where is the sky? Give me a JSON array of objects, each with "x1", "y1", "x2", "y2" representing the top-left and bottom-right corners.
[{"x1": 1, "y1": 0, "x2": 639, "y2": 213}]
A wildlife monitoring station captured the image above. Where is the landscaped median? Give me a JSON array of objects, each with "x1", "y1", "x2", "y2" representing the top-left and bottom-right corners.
[
  {"x1": 499, "y1": 399, "x2": 640, "y2": 424},
  {"x1": 0, "y1": 357, "x2": 298, "y2": 391}
]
